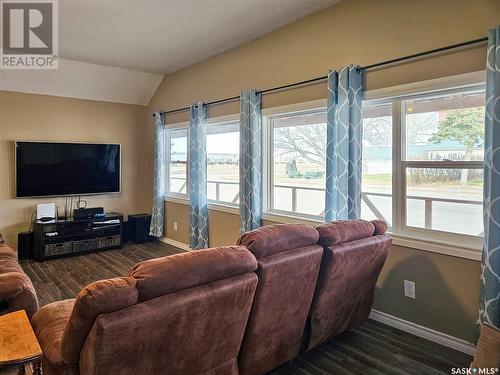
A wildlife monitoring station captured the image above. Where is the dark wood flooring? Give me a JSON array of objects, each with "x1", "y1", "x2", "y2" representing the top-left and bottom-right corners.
[
  {"x1": 20, "y1": 241, "x2": 472, "y2": 374},
  {"x1": 20, "y1": 241, "x2": 180, "y2": 306},
  {"x1": 269, "y1": 320, "x2": 471, "y2": 374}
]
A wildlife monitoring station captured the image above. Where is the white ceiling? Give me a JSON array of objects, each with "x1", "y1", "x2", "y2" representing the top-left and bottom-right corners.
[{"x1": 60, "y1": 0, "x2": 340, "y2": 74}]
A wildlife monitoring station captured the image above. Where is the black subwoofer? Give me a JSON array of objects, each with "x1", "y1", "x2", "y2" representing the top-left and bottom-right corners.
[
  {"x1": 18, "y1": 231, "x2": 34, "y2": 260},
  {"x1": 128, "y1": 214, "x2": 153, "y2": 243}
]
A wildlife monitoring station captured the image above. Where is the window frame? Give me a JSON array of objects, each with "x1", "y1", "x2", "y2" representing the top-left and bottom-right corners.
[
  {"x1": 261, "y1": 71, "x2": 485, "y2": 259},
  {"x1": 264, "y1": 105, "x2": 328, "y2": 221},
  {"x1": 395, "y1": 84, "x2": 485, "y2": 247}
]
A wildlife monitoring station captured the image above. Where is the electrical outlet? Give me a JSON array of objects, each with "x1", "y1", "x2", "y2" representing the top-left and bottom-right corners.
[
  {"x1": 404, "y1": 280, "x2": 416, "y2": 299},
  {"x1": 173, "y1": 222, "x2": 178, "y2": 231}
]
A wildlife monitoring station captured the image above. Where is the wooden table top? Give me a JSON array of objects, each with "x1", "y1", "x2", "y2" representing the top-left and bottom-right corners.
[{"x1": 0, "y1": 311, "x2": 42, "y2": 366}]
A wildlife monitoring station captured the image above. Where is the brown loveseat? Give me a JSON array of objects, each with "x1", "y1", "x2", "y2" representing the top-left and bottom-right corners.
[
  {"x1": 0, "y1": 239, "x2": 39, "y2": 319},
  {"x1": 32, "y1": 246, "x2": 258, "y2": 375}
]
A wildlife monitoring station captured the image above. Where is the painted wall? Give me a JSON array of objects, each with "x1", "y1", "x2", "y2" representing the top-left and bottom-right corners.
[
  {"x1": 0, "y1": 91, "x2": 152, "y2": 249},
  {"x1": 152, "y1": 0, "x2": 499, "y2": 343}
]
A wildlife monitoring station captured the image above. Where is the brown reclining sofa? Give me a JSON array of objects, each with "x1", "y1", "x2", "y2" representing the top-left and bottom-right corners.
[
  {"x1": 0, "y1": 237, "x2": 39, "y2": 319},
  {"x1": 31, "y1": 219, "x2": 391, "y2": 375}
]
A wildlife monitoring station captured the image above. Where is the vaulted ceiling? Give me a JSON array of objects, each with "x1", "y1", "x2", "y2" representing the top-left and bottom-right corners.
[{"x1": 59, "y1": 0, "x2": 340, "y2": 74}]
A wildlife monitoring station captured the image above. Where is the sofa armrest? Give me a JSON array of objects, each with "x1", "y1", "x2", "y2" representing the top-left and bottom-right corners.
[
  {"x1": 32, "y1": 299, "x2": 75, "y2": 366},
  {"x1": 0, "y1": 272, "x2": 39, "y2": 319},
  {"x1": 0, "y1": 272, "x2": 29, "y2": 298}
]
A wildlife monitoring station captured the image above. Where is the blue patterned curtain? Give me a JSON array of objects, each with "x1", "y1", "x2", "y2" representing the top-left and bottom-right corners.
[
  {"x1": 189, "y1": 102, "x2": 209, "y2": 249},
  {"x1": 149, "y1": 112, "x2": 165, "y2": 237},
  {"x1": 324, "y1": 65, "x2": 363, "y2": 222},
  {"x1": 480, "y1": 26, "x2": 500, "y2": 328},
  {"x1": 239, "y1": 90, "x2": 262, "y2": 233}
]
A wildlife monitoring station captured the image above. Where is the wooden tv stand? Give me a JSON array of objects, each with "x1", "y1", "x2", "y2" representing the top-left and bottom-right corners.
[{"x1": 32, "y1": 213, "x2": 123, "y2": 261}]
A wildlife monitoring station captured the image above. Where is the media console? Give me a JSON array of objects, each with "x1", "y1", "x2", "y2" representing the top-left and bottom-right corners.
[{"x1": 32, "y1": 213, "x2": 123, "y2": 261}]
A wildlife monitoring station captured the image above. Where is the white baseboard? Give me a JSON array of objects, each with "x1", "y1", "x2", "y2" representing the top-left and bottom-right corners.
[
  {"x1": 369, "y1": 309, "x2": 476, "y2": 356},
  {"x1": 159, "y1": 237, "x2": 191, "y2": 252}
]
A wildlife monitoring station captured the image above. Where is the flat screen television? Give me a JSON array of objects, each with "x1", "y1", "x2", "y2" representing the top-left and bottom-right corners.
[{"x1": 16, "y1": 142, "x2": 121, "y2": 197}]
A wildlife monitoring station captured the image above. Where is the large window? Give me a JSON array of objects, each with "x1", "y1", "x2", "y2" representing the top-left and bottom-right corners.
[
  {"x1": 401, "y1": 88, "x2": 484, "y2": 237},
  {"x1": 164, "y1": 74, "x2": 485, "y2": 253},
  {"x1": 206, "y1": 122, "x2": 240, "y2": 205},
  {"x1": 262, "y1": 80, "x2": 485, "y2": 247},
  {"x1": 269, "y1": 110, "x2": 327, "y2": 218},
  {"x1": 166, "y1": 128, "x2": 188, "y2": 196}
]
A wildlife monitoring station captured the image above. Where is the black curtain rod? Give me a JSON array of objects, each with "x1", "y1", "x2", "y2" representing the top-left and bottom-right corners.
[{"x1": 154, "y1": 36, "x2": 488, "y2": 117}]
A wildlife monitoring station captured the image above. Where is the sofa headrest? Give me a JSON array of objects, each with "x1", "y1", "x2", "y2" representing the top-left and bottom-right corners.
[
  {"x1": 371, "y1": 220, "x2": 388, "y2": 235},
  {"x1": 237, "y1": 223, "x2": 319, "y2": 259},
  {"x1": 129, "y1": 246, "x2": 257, "y2": 301},
  {"x1": 315, "y1": 220, "x2": 377, "y2": 247},
  {"x1": 61, "y1": 277, "x2": 138, "y2": 364}
]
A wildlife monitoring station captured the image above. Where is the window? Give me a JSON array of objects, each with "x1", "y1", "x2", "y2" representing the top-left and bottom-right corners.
[
  {"x1": 206, "y1": 121, "x2": 239, "y2": 205},
  {"x1": 361, "y1": 102, "x2": 393, "y2": 226},
  {"x1": 262, "y1": 76, "x2": 485, "y2": 249},
  {"x1": 401, "y1": 88, "x2": 484, "y2": 237},
  {"x1": 269, "y1": 110, "x2": 327, "y2": 218},
  {"x1": 166, "y1": 128, "x2": 188, "y2": 196}
]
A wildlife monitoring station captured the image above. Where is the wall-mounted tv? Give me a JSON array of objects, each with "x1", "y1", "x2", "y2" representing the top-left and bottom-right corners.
[{"x1": 16, "y1": 142, "x2": 121, "y2": 198}]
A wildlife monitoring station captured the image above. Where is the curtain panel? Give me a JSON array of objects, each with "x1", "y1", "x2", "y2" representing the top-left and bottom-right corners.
[
  {"x1": 188, "y1": 102, "x2": 209, "y2": 249},
  {"x1": 149, "y1": 112, "x2": 166, "y2": 237},
  {"x1": 480, "y1": 26, "x2": 500, "y2": 328},
  {"x1": 239, "y1": 89, "x2": 263, "y2": 233},
  {"x1": 324, "y1": 65, "x2": 363, "y2": 222}
]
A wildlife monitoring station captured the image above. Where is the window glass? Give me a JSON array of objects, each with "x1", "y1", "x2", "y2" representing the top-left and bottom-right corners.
[
  {"x1": 362, "y1": 103, "x2": 393, "y2": 226},
  {"x1": 272, "y1": 111, "x2": 327, "y2": 217},
  {"x1": 404, "y1": 90, "x2": 485, "y2": 161},
  {"x1": 206, "y1": 122, "x2": 239, "y2": 204},
  {"x1": 168, "y1": 128, "x2": 187, "y2": 195},
  {"x1": 405, "y1": 168, "x2": 483, "y2": 236}
]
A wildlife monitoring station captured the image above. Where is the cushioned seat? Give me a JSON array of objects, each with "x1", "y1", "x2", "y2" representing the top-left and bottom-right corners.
[
  {"x1": 306, "y1": 219, "x2": 391, "y2": 350},
  {"x1": 237, "y1": 224, "x2": 324, "y2": 375}
]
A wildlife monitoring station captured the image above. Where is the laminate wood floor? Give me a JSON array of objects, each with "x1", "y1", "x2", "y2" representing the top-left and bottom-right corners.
[
  {"x1": 20, "y1": 240, "x2": 180, "y2": 306},
  {"x1": 19, "y1": 241, "x2": 472, "y2": 374}
]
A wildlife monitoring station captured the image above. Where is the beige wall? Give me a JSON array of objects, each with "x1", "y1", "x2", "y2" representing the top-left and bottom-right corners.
[
  {"x1": 0, "y1": 91, "x2": 152, "y2": 249},
  {"x1": 154, "y1": 0, "x2": 499, "y2": 343}
]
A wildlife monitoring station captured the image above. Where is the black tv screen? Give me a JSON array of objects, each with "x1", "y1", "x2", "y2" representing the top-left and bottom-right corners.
[{"x1": 16, "y1": 142, "x2": 121, "y2": 197}]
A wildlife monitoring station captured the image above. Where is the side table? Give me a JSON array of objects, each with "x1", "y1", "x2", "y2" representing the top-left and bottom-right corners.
[{"x1": 0, "y1": 310, "x2": 42, "y2": 375}]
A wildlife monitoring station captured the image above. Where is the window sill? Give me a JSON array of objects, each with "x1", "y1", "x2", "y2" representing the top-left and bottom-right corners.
[
  {"x1": 389, "y1": 232, "x2": 482, "y2": 261},
  {"x1": 164, "y1": 195, "x2": 239, "y2": 215},
  {"x1": 163, "y1": 196, "x2": 482, "y2": 261},
  {"x1": 262, "y1": 211, "x2": 323, "y2": 225}
]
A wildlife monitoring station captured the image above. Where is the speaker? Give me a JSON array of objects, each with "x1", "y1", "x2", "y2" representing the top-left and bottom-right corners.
[
  {"x1": 128, "y1": 214, "x2": 152, "y2": 243},
  {"x1": 122, "y1": 221, "x2": 129, "y2": 244},
  {"x1": 18, "y1": 231, "x2": 33, "y2": 260}
]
